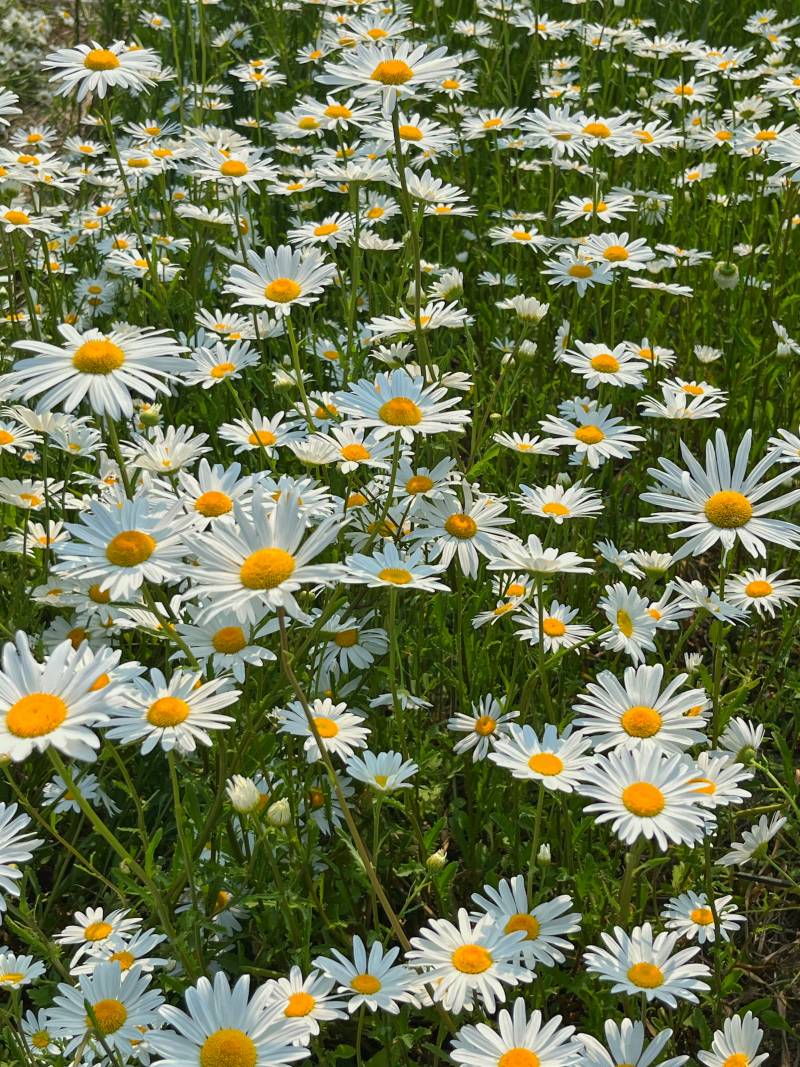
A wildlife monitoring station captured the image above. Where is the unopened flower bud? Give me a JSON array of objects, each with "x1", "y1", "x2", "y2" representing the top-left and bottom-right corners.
[
  {"x1": 267, "y1": 798, "x2": 292, "y2": 827},
  {"x1": 537, "y1": 843, "x2": 551, "y2": 866},
  {"x1": 226, "y1": 775, "x2": 261, "y2": 814},
  {"x1": 713, "y1": 261, "x2": 739, "y2": 290},
  {"x1": 737, "y1": 745, "x2": 757, "y2": 766},
  {"x1": 426, "y1": 846, "x2": 448, "y2": 872}
]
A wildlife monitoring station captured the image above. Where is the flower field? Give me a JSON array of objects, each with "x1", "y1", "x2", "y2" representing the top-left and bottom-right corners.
[{"x1": 1, "y1": 0, "x2": 800, "y2": 1063}]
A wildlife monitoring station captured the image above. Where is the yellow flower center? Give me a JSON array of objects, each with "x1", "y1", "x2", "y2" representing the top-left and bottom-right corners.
[
  {"x1": 89, "y1": 583, "x2": 111, "y2": 603},
  {"x1": 105, "y1": 530, "x2": 156, "y2": 567},
  {"x1": 334, "y1": 628, "x2": 359, "y2": 648},
  {"x1": 351, "y1": 973, "x2": 382, "y2": 994},
  {"x1": 325, "y1": 104, "x2": 352, "y2": 118},
  {"x1": 240, "y1": 548, "x2": 296, "y2": 589},
  {"x1": 542, "y1": 617, "x2": 566, "y2": 637},
  {"x1": 31, "y1": 1031, "x2": 50, "y2": 1049},
  {"x1": 127, "y1": 157, "x2": 150, "y2": 169},
  {"x1": 367, "y1": 27, "x2": 388, "y2": 38},
  {"x1": 83, "y1": 920, "x2": 113, "y2": 941},
  {"x1": 72, "y1": 338, "x2": 125, "y2": 374},
  {"x1": 682, "y1": 383, "x2": 704, "y2": 395},
  {"x1": 704, "y1": 491, "x2": 753, "y2": 529},
  {"x1": 451, "y1": 944, "x2": 492, "y2": 973},
  {"x1": 379, "y1": 397, "x2": 422, "y2": 426},
  {"x1": 504, "y1": 913, "x2": 540, "y2": 940},
  {"x1": 0, "y1": 430, "x2": 14, "y2": 444},
  {"x1": 109, "y1": 950, "x2": 136, "y2": 970},
  {"x1": 603, "y1": 245, "x2": 629, "y2": 262},
  {"x1": 4, "y1": 210, "x2": 30, "y2": 225},
  {"x1": 583, "y1": 121, "x2": 611, "y2": 137},
  {"x1": 568, "y1": 263, "x2": 593, "y2": 278},
  {"x1": 499, "y1": 1050, "x2": 540, "y2": 1067},
  {"x1": 745, "y1": 580, "x2": 772, "y2": 598},
  {"x1": 297, "y1": 116, "x2": 320, "y2": 130},
  {"x1": 247, "y1": 430, "x2": 277, "y2": 446},
  {"x1": 212, "y1": 626, "x2": 247, "y2": 653},
  {"x1": 527, "y1": 752, "x2": 564, "y2": 775},
  {"x1": 673, "y1": 84, "x2": 693, "y2": 96},
  {"x1": 84, "y1": 48, "x2": 120, "y2": 71},
  {"x1": 209, "y1": 363, "x2": 237, "y2": 383},
  {"x1": 371, "y1": 59, "x2": 414, "y2": 84},
  {"x1": 378, "y1": 567, "x2": 412, "y2": 585},
  {"x1": 6, "y1": 692, "x2": 67, "y2": 738},
  {"x1": 284, "y1": 992, "x2": 315, "y2": 1017},
  {"x1": 512, "y1": 230, "x2": 532, "y2": 241},
  {"x1": 626, "y1": 962, "x2": 664, "y2": 988},
  {"x1": 622, "y1": 782, "x2": 665, "y2": 817},
  {"x1": 690, "y1": 906, "x2": 714, "y2": 925},
  {"x1": 200, "y1": 1028, "x2": 257, "y2": 1067},
  {"x1": 616, "y1": 609, "x2": 634, "y2": 637},
  {"x1": 722, "y1": 1056, "x2": 749, "y2": 1067},
  {"x1": 474, "y1": 715, "x2": 497, "y2": 736},
  {"x1": 313, "y1": 715, "x2": 339, "y2": 739},
  {"x1": 341, "y1": 443, "x2": 370, "y2": 461},
  {"x1": 147, "y1": 697, "x2": 191, "y2": 727},
  {"x1": 220, "y1": 160, "x2": 248, "y2": 177},
  {"x1": 542, "y1": 501, "x2": 570, "y2": 516},
  {"x1": 366, "y1": 206, "x2": 385, "y2": 219},
  {"x1": 90, "y1": 673, "x2": 110, "y2": 692},
  {"x1": 398, "y1": 124, "x2": 423, "y2": 141},
  {"x1": 347, "y1": 492, "x2": 367, "y2": 508},
  {"x1": 19, "y1": 493, "x2": 43, "y2": 507},
  {"x1": 264, "y1": 278, "x2": 301, "y2": 303},
  {"x1": 621, "y1": 705, "x2": 662, "y2": 738},
  {"x1": 314, "y1": 223, "x2": 339, "y2": 236},
  {"x1": 195, "y1": 490, "x2": 233, "y2": 516},
  {"x1": 574, "y1": 424, "x2": 604, "y2": 444},
  {"x1": 755, "y1": 130, "x2": 776, "y2": 142},
  {"x1": 444, "y1": 513, "x2": 478, "y2": 539}
]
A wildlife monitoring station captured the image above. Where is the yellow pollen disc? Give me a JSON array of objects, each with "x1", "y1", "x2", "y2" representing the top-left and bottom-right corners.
[
  {"x1": 445, "y1": 513, "x2": 478, "y2": 539},
  {"x1": 685, "y1": 705, "x2": 703, "y2": 718},
  {"x1": 648, "y1": 608, "x2": 662, "y2": 621},
  {"x1": 367, "y1": 27, "x2": 388, "y2": 38},
  {"x1": 284, "y1": 992, "x2": 315, "y2": 1017},
  {"x1": 603, "y1": 245, "x2": 629, "y2": 262},
  {"x1": 341, "y1": 443, "x2": 370, "y2": 461},
  {"x1": 16, "y1": 154, "x2": 38, "y2": 164},
  {"x1": 722, "y1": 1056, "x2": 749, "y2": 1067},
  {"x1": 542, "y1": 501, "x2": 570, "y2": 517},
  {"x1": 504, "y1": 913, "x2": 541, "y2": 940},
  {"x1": 147, "y1": 697, "x2": 191, "y2": 728},
  {"x1": 220, "y1": 160, "x2": 248, "y2": 177},
  {"x1": 298, "y1": 116, "x2": 319, "y2": 129},
  {"x1": 195, "y1": 490, "x2": 233, "y2": 517},
  {"x1": 542, "y1": 617, "x2": 566, "y2": 637},
  {"x1": 371, "y1": 59, "x2": 414, "y2": 84},
  {"x1": 307, "y1": 788, "x2": 324, "y2": 809},
  {"x1": 494, "y1": 603, "x2": 516, "y2": 616},
  {"x1": 418, "y1": 315, "x2": 431, "y2": 326},
  {"x1": 334, "y1": 628, "x2": 359, "y2": 648},
  {"x1": 682, "y1": 383, "x2": 704, "y2": 395},
  {"x1": 635, "y1": 130, "x2": 654, "y2": 143},
  {"x1": 691, "y1": 775, "x2": 716, "y2": 795},
  {"x1": 351, "y1": 973, "x2": 382, "y2": 994},
  {"x1": 127, "y1": 157, "x2": 150, "y2": 168},
  {"x1": 7, "y1": 692, "x2": 68, "y2": 738},
  {"x1": 133, "y1": 258, "x2": 148, "y2": 269},
  {"x1": 499, "y1": 1049, "x2": 541, "y2": 1067},
  {"x1": 325, "y1": 104, "x2": 352, "y2": 118},
  {"x1": 399, "y1": 124, "x2": 424, "y2": 140},
  {"x1": 4, "y1": 210, "x2": 30, "y2": 225},
  {"x1": 313, "y1": 715, "x2": 339, "y2": 739},
  {"x1": 314, "y1": 223, "x2": 339, "y2": 236},
  {"x1": 0, "y1": 973, "x2": 23, "y2": 985},
  {"x1": 247, "y1": 429, "x2": 277, "y2": 447},
  {"x1": 84, "y1": 920, "x2": 113, "y2": 941},
  {"x1": 483, "y1": 117, "x2": 504, "y2": 129},
  {"x1": 626, "y1": 962, "x2": 664, "y2": 988},
  {"x1": 72, "y1": 338, "x2": 125, "y2": 374},
  {"x1": 264, "y1": 278, "x2": 301, "y2": 303},
  {"x1": 471, "y1": 713, "x2": 497, "y2": 736},
  {"x1": 674, "y1": 84, "x2": 693, "y2": 96},
  {"x1": 88, "y1": 999, "x2": 127, "y2": 1036},
  {"x1": 31, "y1": 1031, "x2": 50, "y2": 1048},
  {"x1": 84, "y1": 48, "x2": 120, "y2": 71},
  {"x1": 622, "y1": 782, "x2": 665, "y2": 817},
  {"x1": 67, "y1": 627, "x2": 86, "y2": 650},
  {"x1": 527, "y1": 752, "x2": 564, "y2": 776},
  {"x1": 378, "y1": 567, "x2": 412, "y2": 585},
  {"x1": 704, "y1": 491, "x2": 752, "y2": 529},
  {"x1": 690, "y1": 906, "x2": 714, "y2": 925},
  {"x1": 0, "y1": 430, "x2": 14, "y2": 444},
  {"x1": 575, "y1": 425, "x2": 604, "y2": 445},
  {"x1": 583, "y1": 121, "x2": 611, "y2": 137},
  {"x1": 200, "y1": 1028, "x2": 257, "y2": 1067},
  {"x1": 568, "y1": 263, "x2": 593, "y2": 278},
  {"x1": 512, "y1": 230, "x2": 532, "y2": 241},
  {"x1": 105, "y1": 530, "x2": 156, "y2": 567},
  {"x1": 616, "y1": 609, "x2": 634, "y2": 637},
  {"x1": 745, "y1": 580, "x2": 772, "y2": 598},
  {"x1": 378, "y1": 396, "x2": 422, "y2": 426},
  {"x1": 755, "y1": 130, "x2": 776, "y2": 141},
  {"x1": 451, "y1": 944, "x2": 492, "y2": 974},
  {"x1": 89, "y1": 583, "x2": 111, "y2": 604},
  {"x1": 366, "y1": 206, "x2": 385, "y2": 219},
  {"x1": 212, "y1": 626, "x2": 247, "y2": 654},
  {"x1": 19, "y1": 493, "x2": 42, "y2": 507},
  {"x1": 347, "y1": 492, "x2": 367, "y2": 508},
  {"x1": 621, "y1": 705, "x2": 662, "y2": 738},
  {"x1": 240, "y1": 548, "x2": 296, "y2": 589},
  {"x1": 109, "y1": 950, "x2": 135, "y2": 970}
]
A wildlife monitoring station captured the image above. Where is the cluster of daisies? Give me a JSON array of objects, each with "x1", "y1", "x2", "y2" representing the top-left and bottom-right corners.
[{"x1": 0, "y1": 0, "x2": 798, "y2": 1063}]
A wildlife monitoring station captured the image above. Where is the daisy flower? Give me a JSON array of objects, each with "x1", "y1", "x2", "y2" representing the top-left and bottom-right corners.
[
  {"x1": 0, "y1": 634, "x2": 114, "y2": 763},
  {"x1": 224, "y1": 245, "x2": 337, "y2": 317},
  {"x1": 451, "y1": 997, "x2": 579, "y2": 1067},
  {"x1": 287, "y1": 212, "x2": 355, "y2": 249},
  {"x1": 316, "y1": 41, "x2": 455, "y2": 113},
  {"x1": 21, "y1": 1008, "x2": 58, "y2": 1056},
  {"x1": 409, "y1": 485, "x2": 515, "y2": 578},
  {"x1": 8, "y1": 324, "x2": 187, "y2": 418},
  {"x1": 539, "y1": 405, "x2": 644, "y2": 468},
  {"x1": 49, "y1": 961, "x2": 164, "y2": 1059},
  {"x1": 262, "y1": 967, "x2": 346, "y2": 1037},
  {"x1": 717, "y1": 813, "x2": 787, "y2": 867},
  {"x1": 150, "y1": 971, "x2": 308, "y2": 1066},
  {"x1": 698, "y1": 1013, "x2": 768, "y2": 1067},
  {"x1": 406, "y1": 909, "x2": 532, "y2": 1014},
  {"x1": 662, "y1": 892, "x2": 745, "y2": 944},
  {"x1": 726, "y1": 567, "x2": 800, "y2": 616},
  {"x1": 514, "y1": 600, "x2": 594, "y2": 653},
  {"x1": 341, "y1": 542, "x2": 449, "y2": 593},
  {"x1": 174, "y1": 610, "x2": 275, "y2": 684},
  {"x1": 181, "y1": 340, "x2": 261, "y2": 389},
  {"x1": 56, "y1": 907, "x2": 141, "y2": 964},
  {"x1": 366, "y1": 301, "x2": 472, "y2": 339},
  {"x1": 278, "y1": 697, "x2": 370, "y2": 763},
  {"x1": 219, "y1": 409, "x2": 304, "y2": 456},
  {"x1": 471, "y1": 878, "x2": 582, "y2": 968},
  {"x1": 345, "y1": 749, "x2": 418, "y2": 791},
  {"x1": 105, "y1": 668, "x2": 238, "y2": 755},
  {"x1": 74, "y1": 927, "x2": 169, "y2": 976},
  {"x1": 582, "y1": 232, "x2": 656, "y2": 270},
  {"x1": 641, "y1": 429, "x2": 800, "y2": 560},
  {"x1": 489, "y1": 724, "x2": 592, "y2": 792},
  {"x1": 315, "y1": 611, "x2": 388, "y2": 677},
  {"x1": 335, "y1": 367, "x2": 470, "y2": 443},
  {"x1": 690, "y1": 752, "x2": 752, "y2": 809},
  {"x1": 447, "y1": 695, "x2": 520, "y2": 762},
  {"x1": 488, "y1": 535, "x2": 593, "y2": 577},
  {"x1": 43, "y1": 771, "x2": 118, "y2": 816},
  {"x1": 493, "y1": 432, "x2": 559, "y2": 456},
  {"x1": 515, "y1": 481, "x2": 603, "y2": 523},
  {"x1": 572, "y1": 664, "x2": 708, "y2": 753},
  {"x1": 583, "y1": 923, "x2": 711, "y2": 1006},
  {"x1": 597, "y1": 583, "x2": 658, "y2": 664},
  {"x1": 186, "y1": 490, "x2": 344, "y2": 623},
  {"x1": 0, "y1": 950, "x2": 44, "y2": 988},
  {"x1": 563, "y1": 341, "x2": 647, "y2": 390},
  {"x1": 43, "y1": 41, "x2": 160, "y2": 101},
  {"x1": 0, "y1": 802, "x2": 42, "y2": 920},
  {"x1": 314, "y1": 936, "x2": 418, "y2": 1014},
  {"x1": 578, "y1": 1019, "x2": 687, "y2": 1067}
]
